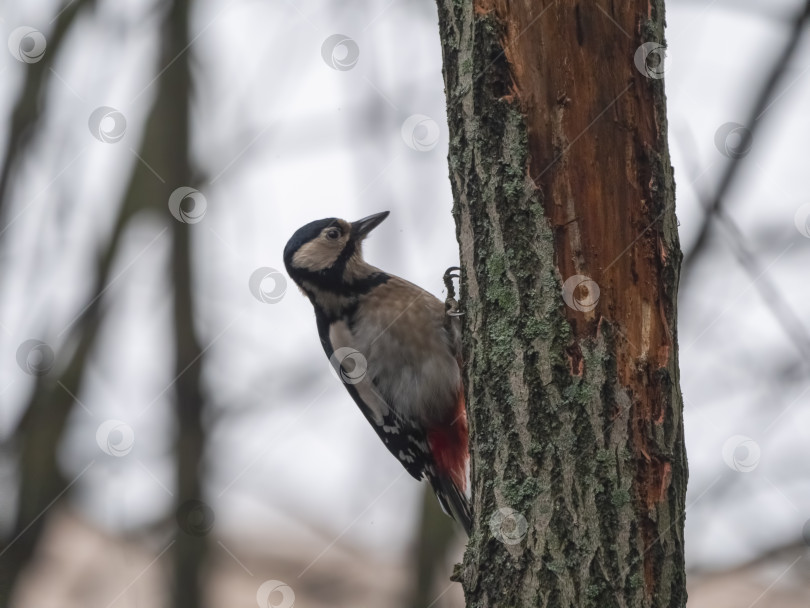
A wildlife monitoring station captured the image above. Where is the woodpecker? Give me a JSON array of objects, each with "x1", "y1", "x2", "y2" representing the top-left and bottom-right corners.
[{"x1": 283, "y1": 211, "x2": 471, "y2": 534}]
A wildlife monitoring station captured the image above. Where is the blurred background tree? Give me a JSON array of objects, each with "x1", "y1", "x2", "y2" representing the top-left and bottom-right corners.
[{"x1": 437, "y1": 1, "x2": 686, "y2": 606}]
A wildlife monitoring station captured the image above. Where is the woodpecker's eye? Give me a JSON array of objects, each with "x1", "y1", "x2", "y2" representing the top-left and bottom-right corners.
[{"x1": 325, "y1": 228, "x2": 341, "y2": 240}]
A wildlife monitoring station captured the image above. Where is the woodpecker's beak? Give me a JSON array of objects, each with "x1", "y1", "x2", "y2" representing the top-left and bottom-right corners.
[{"x1": 351, "y1": 211, "x2": 389, "y2": 238}]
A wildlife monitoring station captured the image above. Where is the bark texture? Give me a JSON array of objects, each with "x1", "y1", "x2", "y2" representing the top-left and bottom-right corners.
[{"x1": 434, "y1": 1, "x2": 687, "y2": 607}]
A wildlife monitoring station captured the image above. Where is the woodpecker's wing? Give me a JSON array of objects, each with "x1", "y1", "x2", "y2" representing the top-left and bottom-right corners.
[
  {"x1": 315, "y1": 276, "x2": 471, "y2": 532},
  {"x1": 314, "y1": 307, "x2": 431, "y2": 482}
]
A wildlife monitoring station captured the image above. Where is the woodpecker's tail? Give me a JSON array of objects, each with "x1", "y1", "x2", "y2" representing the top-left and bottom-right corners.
[
  {"x1": 429, "y1": 474, "x2": 472, "y2": 536},
  {"x1": 425, "y1": 387, "x2": 471, "y2": 535}
]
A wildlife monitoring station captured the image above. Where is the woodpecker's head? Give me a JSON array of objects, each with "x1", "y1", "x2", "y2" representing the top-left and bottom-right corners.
[{"x1": 283, "y1": 211, "x2": 389, "y2": 289}]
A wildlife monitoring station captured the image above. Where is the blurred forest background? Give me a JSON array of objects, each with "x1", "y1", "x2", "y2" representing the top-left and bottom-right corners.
[{"x1": 1, "y1": 0, "x2": 809, "y2": 607}]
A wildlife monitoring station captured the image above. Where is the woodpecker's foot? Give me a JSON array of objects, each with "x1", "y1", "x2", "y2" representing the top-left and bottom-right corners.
[
  {"x1": 450, "y1": 562, "x2": 464, "y2": 583},
  {"x1": 443, "y1": 266, "x2": 464, "y2": 317}
]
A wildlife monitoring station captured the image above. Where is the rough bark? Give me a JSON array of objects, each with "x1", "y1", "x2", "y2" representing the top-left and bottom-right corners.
[{"x1": 434, "y1": 1, "x2": 686, "y2": 607}]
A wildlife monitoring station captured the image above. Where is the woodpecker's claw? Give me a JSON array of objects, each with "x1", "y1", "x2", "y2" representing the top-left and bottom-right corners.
[{"x1": 443, "y1": 266, "x2": 464, "y2": 317}]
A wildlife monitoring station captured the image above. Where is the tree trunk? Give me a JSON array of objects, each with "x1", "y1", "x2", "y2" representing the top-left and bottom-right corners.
[
  {"x1": 434, "y1": 1, "x2": 687, "y2": 607},
  {"x1": 146, "y1": 1, "x2": 210, "y2": 607}
]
